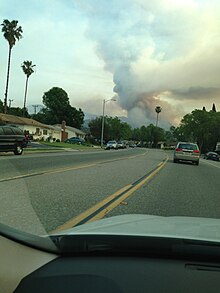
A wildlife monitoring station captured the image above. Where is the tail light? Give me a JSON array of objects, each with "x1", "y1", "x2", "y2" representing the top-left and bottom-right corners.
[
  {"x1": 193, "y1": 150, "x2": 200, "y2": 153},
  {"x1": 175, "y1": 148, "x2": 182, "y2": 152}
]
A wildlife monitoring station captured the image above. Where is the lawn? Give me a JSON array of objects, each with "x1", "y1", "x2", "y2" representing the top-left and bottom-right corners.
[{"x1": 41, "y1": 141, "x2": 101, "y2": 150}]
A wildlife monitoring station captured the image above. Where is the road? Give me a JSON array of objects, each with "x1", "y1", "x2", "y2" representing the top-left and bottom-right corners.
[{"x1": 0, "y1": 148, "x2": 220, "y2": 235}]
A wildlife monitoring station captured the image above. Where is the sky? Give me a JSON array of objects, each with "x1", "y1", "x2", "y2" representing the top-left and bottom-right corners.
[{"x1": 0, "y1": 0, "x2": 220, "y2": 128}]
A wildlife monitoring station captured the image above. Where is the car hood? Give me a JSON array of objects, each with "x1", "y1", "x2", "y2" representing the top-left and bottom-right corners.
[{"x1": 54, "y1": 214, "x2": 220, "y2": 243}]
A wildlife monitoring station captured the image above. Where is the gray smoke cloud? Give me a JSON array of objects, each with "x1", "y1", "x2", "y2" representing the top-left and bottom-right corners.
[{"x1": 77, "y1": 0, "x2": 220, "y2": 128}]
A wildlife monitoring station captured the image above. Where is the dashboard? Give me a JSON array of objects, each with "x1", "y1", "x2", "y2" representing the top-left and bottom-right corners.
[{"x1": 2, "y1": 234, "x2": 220, "y2": 293}]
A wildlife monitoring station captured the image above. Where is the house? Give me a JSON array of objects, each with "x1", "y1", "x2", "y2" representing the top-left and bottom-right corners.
[
  {"x1": 0, "y1": 113, "x2": 51, "y2": 140},
  {"x1": 54, "y1": 124, "x2": 86, "y2": 140},
  {"x1": 0, "y1": 113, "x2": 86, "y2": 142}
]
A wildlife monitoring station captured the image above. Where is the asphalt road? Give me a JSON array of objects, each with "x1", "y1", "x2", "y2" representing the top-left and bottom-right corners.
[{"x1": 0, "y1": 148, "x2": 220, "y2": 234}]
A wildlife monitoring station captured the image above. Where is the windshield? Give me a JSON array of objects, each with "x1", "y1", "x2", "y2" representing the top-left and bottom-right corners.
[{"x1": 0, "y1": 0, "x2": 220, "y2": 252}]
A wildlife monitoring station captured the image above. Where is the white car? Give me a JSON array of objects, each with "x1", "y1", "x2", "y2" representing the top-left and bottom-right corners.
[
  {"x1": 106, "y1": 140, "x2": 118, "y2": 150},
  {"x1": 173, "y1": 142, "x2": 200, "y2": 165}
]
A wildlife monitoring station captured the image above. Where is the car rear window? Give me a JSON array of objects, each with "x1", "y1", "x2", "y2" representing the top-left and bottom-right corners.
[
  {"x1": 179, "y1": 143, "x2": 198, "y2": 150},
  {"x1": 1, "y1": 127, "x2": 23, "y2": 135},
  {"x1": 3, "y1": 127, "x2": 14, "y2": 135},
  {"x1": 13, "y1": 128, "x2": 23, "y2": 135}
]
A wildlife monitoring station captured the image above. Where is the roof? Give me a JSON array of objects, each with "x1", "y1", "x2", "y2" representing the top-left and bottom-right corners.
[
  {"x1": 48, "y1": 125, "x2": 61, "y2": 131},
  {"x1": 0, "y1": 113, "x2": 50, "y2": 129},
  {"x1": 55, "y1": 124, "x2": 85, "y2": 135}
]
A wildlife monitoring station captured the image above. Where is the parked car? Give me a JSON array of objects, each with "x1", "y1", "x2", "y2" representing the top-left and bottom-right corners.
[
  {"x1": 117, "y1": 141, "x2": 127, "y2": 149},
  {"x1": 129, "y1": 143, "x2": 137, "y2": 148},
  {"x1": 65, "y1": 137, "x2": 85, "y2": 144},
  {"x1": 0, "y1": 125, "x2": 27, "y2": 155},
  {"x1": 105, "y1": 140, "x2": 118, "y2": 150},
  {"x1": 173, "y1": 142, "x2": 200, "y2": 165},
  {"x1": 203, "y1": 152, "x2": 219, "y2": 161}
]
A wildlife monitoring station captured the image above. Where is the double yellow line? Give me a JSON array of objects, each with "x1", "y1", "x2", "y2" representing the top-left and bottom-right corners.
[
  {"x1": 0, "y1": 152, "x2": 147, "y2": 183},
  {"x1": 51, "y1": 157, "x2": 168, "y2": 233}
]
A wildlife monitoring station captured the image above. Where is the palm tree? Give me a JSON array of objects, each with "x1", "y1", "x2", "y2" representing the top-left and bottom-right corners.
[
  {"x1": 155, "y1": 106, "x2": 162, "y2": 127},
  {"x1": 1, "y1": 19, "x2": 23, "y2": 114},
  {"x1": 21, "y1": 60, "x2": 36, "y2": 116}
]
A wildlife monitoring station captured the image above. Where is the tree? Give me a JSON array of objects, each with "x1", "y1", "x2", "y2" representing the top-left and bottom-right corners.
[
  {"x1": 34, "y1": 87, "x2": 84, "y2": 128},
  {"x1": 89, "y1": 117, "x2": 108, "y2": 141},
  {"x1": 212, "y1": 103, "x2": 217, "y2": 112},
  {"x1": 120, "y1": 121, "x2": 132, "y2": 140},
  {"x1": 155, "y1": 106, "x2": 162, "y2": 127},
  {"x1": 89, "y1": 116, "x2": 132, "y2": 142},
  {"x1": 145, "y1": 124, "x2": 165, "y2": 147},
  {"x1": 178, "y1": 109, "x2": 220, "y2": 152},
  {"x1": 165, "y1": 126, "x2": 177, "y2": 143},
  {"x1": 67, "y1": 106, "x2": 84, "y2": 129},
  {"x1": 42, "y1": 87, "x2": 70, "y2": 113},
  {"x1": 1, "y1": 19, "x2": 23, "y2": 114},
  {"x1": 21, "y1": 60, "x2": 36, "y2": 116},
  {"x1": 132, "y1": 124, "x2": 165, "y2": 147},
  {"x1": 8, "y1": 107, "x2": 30, "y2": 118},
  {"x1": 131, "y1": 128, "x2": 141, "y2": 141}
]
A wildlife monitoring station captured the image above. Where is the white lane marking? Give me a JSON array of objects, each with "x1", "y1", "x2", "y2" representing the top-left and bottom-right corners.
[{"x1": 202, "y1": 160, "x2": 220, "y2": 169}]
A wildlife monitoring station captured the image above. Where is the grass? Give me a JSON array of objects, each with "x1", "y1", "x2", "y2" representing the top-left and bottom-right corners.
[
  {"x1": 24, "y1": 148, "x2": 63, "y2": 152},
  {"x1": 40, "y1": 141, "x2": 101, "y2": 150}
]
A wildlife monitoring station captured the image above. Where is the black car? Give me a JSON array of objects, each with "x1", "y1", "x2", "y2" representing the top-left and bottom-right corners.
[
  {"x1": 0, "y1": 125, "x2": 27, "y2": 155},
  {"x1": 203, "y1": 151, "x2": 219, "y2": 161}
]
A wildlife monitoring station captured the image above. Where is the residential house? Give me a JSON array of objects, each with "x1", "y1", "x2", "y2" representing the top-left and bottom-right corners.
[
  {"x1": 0, "y1": 113, "x2": 52, "y2": 140},
  {"x1": 54, "y1": 124, "x2": 86, "y2": 140},
  {"x1": 0, "y1": 113, "x2": 86, "y2": 142}
]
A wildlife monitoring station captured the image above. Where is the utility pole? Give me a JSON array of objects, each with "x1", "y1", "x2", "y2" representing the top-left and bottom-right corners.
[
  {"x1": 9, "y1": 99, "x2": 13, "y2": 108},
  {"x1": 32, "y1": 104, "x2": 39, "y2": 114}
]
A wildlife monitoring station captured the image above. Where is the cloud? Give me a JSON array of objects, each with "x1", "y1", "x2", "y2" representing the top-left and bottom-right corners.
[
  {"x1": 78, "y1": 0, "x2": 220, "y2": 127},
  {"x1": 1, "y1": 0, "x2": 220, "y2": 127},
  {"x1": 171, "y1": 87, "x2": 220, "y2": 100}
]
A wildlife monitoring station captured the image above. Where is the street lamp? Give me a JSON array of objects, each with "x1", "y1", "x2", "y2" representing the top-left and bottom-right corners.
[{"x1": 101, "y1": 97, "x2": 116, "y2": 148}]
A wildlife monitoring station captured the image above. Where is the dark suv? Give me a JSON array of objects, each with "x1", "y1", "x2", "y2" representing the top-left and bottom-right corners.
[{"x1": 0, "y1": 126, "x2": 27, "y2": 155}]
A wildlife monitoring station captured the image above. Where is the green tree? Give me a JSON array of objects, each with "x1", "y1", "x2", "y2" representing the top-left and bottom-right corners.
[
  {"x1": 67, "y1": 106, "x2": 84, "y2": 129},
  {"x1": 165, "y1": 125, "x2": 177, "y2": 143},
  {"x1": 31, "y1": 110, "x2": 48, "y2": 124},
  {"x1": 132, "y1": 124, "x2": 165, "y2": 147},
  {"x1": 120, "y1": 122, "x2": 132, "y2": 140},
  {"x1": 89, "y1": 117, "x2": 109, "y2": 142},
  {"x1": 8, "y1": 107, "x2": 30, "y2": 118},
  {"x1": 1, "y1": 19, "x2": 23, "y2": 114},
  {"x1": 89, "y1": 116, "x2": 132, "y2": 142},
  {"x1": 21, "y1": 60, "x2": 36, "y2": 115},
  {"x1": 131, "y1": 128, "x2": 141, "y2": 141},
  {"x1": 146, "y1": 124, "x2": 165, "y2": 147},
  {"x1": 34, "y1": 87, "x2": 84, "y2": 128},
  {"x1": 178, "y1": 109, "x2": 220, "y2": 152},
  {"x1": 42, "y1": 87, "x2": 70, "y2": 113}
]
